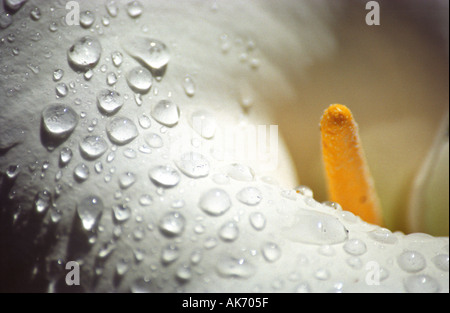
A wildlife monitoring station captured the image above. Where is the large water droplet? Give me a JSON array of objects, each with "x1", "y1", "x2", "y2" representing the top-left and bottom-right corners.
[
  {"x1": 77, "y1": 195, "x2": 104, "y2": 231},
  {"x1": 236, "y1": 187, "x2": 262, "y2": 206},
  {"x1": 151, "y1": 99, "x2": 180, "y2": 127},
  {"x1": 262, "y1": 242, "x2": 281, "y2": 262},
  {"x1": 41, "y1": 104, "x2": 78, "y2": 139},
  {"x1": 227, "y1": 163, "x2": 254, "y2": 181},
  {"x1": 67, "y1": 36, "x2": 102, "y2": 70},
  {"x1": 199, "y1": 188, "x2": 231, "y2": 216},
  {"x1": 97, "y1": 89, "x2": 123, "y2": 115},
  {"x1": 148, "y1": 165, "x2": 180, "y2": 188},
  {"x1": 218, "y1": 221, "x2": 239, "y2": 242},
  {"x1": 122, "y1": 37, "x2": 170, "y2": 74},
  {"x1": 397, "y1": 251, "x2": 426, "y2": 273},
  {"x1": 216, "y1": 257, "x2": 256, "y2": 279},
  {"x1": 106, "y1": 116, "x2": 138, "y2": 145},
  {"x1": 159, "y1": 211, "x2": 186, "y2": 237},
  {"x1": 79, "y1": 135, "x2": 108, "y2": 159},
  {"x1": 283, "y1": 211, "x2": 348, "y2": 245},
  {"x1": 404, "y1": 275, "x2": 440, "y2": 293},
  {"x1": 126, "y1": 66, "x2": 153, "y2": 93},
  {"x1": 190, "y1": 110, "x2": 216, "y2": 139},
  {"x1": 175, "y1": 152, "x2": 210, "y2": 178}
]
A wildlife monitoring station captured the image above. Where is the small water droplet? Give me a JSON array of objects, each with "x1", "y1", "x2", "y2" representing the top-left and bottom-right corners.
[
  {"x1": 112, "y1": 204, "x2": 131, "y2": 223},
  {"x1": 106, "y1": 72, "x2": 117, "y2": 86},
  {"x1": 105, "y1": 0, "x2": 119, "y2": 17},
  {"x1": 404, "y1": 275, "x2": 440, "y2": 293},
  {"x1": 5, "y1": 164, "x2": 20, "y2": 179},
  {"x1": 159, "y1": 211, "x2": 186, "y2": 237},
  {"x1": 122, "y1": 37, "x2": 170, "y2": 74},
  {"x1": 116, "y1": 259, "x2": 130, "y2": 276},
  {"x1": 295, "y1": 185, "x2": 313, "y2": 197},
  {"x1": 80, "y1": 10, "x2": 95, "y2": 28},
  {"x1": 432, "y1": 254, "x2": 449, "y2": 272},
  {"x1": 218, "y1": 221, "x2": 239, "y2": 242},
  {"x1": 111, "y1": 51, "x2": 123, "y2": 67},
  {"x1": 161, "y1": 244, "x2": 180, "y2": 264},
  {"x1": 127, "y1": 1, "x2": 143, "y2": 18},
  {"x1": 183, "y1": 75, "x2": 196, "y2": 97},
  {"x1": 139, "y1": 194, "x2": 153, "y2": 206},
  {"x1": 96, "y1": 89, "x2": 123, "y2": 115},
  {"x1": 34, "y1": 189, "x2": 52, "y2": 213},
  {"x1": 73, "y1": 163, "x2": 90, "y2": 182},
  {"x1": 148, "y1": 165, "x2": 180, "y2": 188},
  {"x1": 199, "y1": 188, "x2": 231, "y2": 216},
  {"x1": 106, "y1": 116, "x2": 138, "y2": 145},
  {"x1": 249, "y1": 212, "x2": 266, "y2": 231},
  {"x1": 151, "y1": 99, "x2": 180, "y2": 127},
  {"x1": 42, "y1": 104, "x2": 78, "y2": 139},
  {"x1": 397, "y1": 251, "x2": 426, "y2": 273},
  {"x1": 118, "y1": 172, "x2": 136, "y2": 189},
  {"x1": 55, "y1": 83, "x2": 68, "y2": 97},
  {"x1": 80, "y1": 135, "x2": 108, "y2": 160},
  {"x1": 30, "y1": 7, "x2": 41, "y2": 21},
  {"x1": 343, "y1": 239, "x2": 367, "y2": 256},
  {"x1": 216, "y1": 256, "x2": 256, "y2": 279},
  {"x1": 126, "y1": 66, "x2": 153, "y2": 94},
  {"x1": 77, "y1": 195, "x2": 104, "y2": 231},
  {"x1": 175, "y1": 152, "x2": 210, "y2": 178},
  {"x1": 368, "y1": 227, "x2": 398, "y2": 244},
  {"x1": 67, "y1": 36, "x2": 102, "y2": 70},
  {"x1": 144, "y1": 132, "x2": 163, "y2": 148},
  {"x1": 138, "y1": 113, "x2": 151, "y2": 129},
  {"x1": 190, "y1": 110, "x2": 216, "y2": 139},
  {"x1": 283, "y1": 211, "x2": 348, "y2": 245},
  {"x1": 227, "y1": 163, "x2": 254, "y2": 181},
  {"x1": 131, "y1": 277, "x2": 154, "y2": 293},
  {"x1": 261, "y1": 242, "x2": 281, "y2": 262},
  {"x1": 52, "y1": 69, "x2": 64, "y2": 81},
  {"x1": 236, "y1": 187, "x2": 262, "y2": 206}
]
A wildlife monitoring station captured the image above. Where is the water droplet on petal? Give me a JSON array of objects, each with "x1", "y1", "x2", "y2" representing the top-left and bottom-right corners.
[
  {"x1": 227, "y1": 163, "x2": 254, "y2": 181},
  {"x1": 249, "y1": 212, "x2": 266, "y2": 231},
  {"x1": 96, "y1": 89, "x2": 123, "y2": 115},
  {"x1": 397, "y1": 251, "x2": 426, "y2": 273},
  {"x1": 432, "y1": 254, "x2": 449, "y2": 272},
  {"x1": 144, "y1": 132, "x2": 163, "y2": 148},
  {"x1": 159, "y1": 211, "x2": 186, "y2": 237},
  {"x1": 218, "y1": 221, "x2": 239, "y2": 242},
  {"x1": 80, "y1": 11, "x2": 95, "y2": 28},
  {"x1": 122, "y1": 37, "x2": 170, "y2": 75},
  {"x1": 404, "y1": 275, "x2": 440, "y2": 293},
  {"x1": 161, "y1": 244, "x2": 180, "y2": 264},
  {"x1": 283, "y1": 211, "x2": 348, "y2": 245},
  {"x1": 0, "y1": 12, "x2": 12, "y2": 29},
  {"x1": 216, "y1": 257, "x2": 256, "y2": 279},
  {"x1": 118, "y1": 172, "x2": 136, "y2": 189},
  {"x1": 73, "y1": 163, "x2": 90, "y2": 182},
  {"x1": 55, "y1": 83, "x2": 68, "y2": 97},
  {"x1": 151, "y1": 99, "x2": 180, "y2": 127},
  {"x1": 343, "y1": 239, "x2": 367, "y2": 256},
  {"x1": 175, "y1": 152, "x2": 210, "y2": 178},
  {"x1": 262, "y1": 242, "x2": 281, "y2": 262},
  {"x1": 80, "y1": 135, "x2": 108, "y2": 160},
  {"x1": 368, "y1": 228, "x2": 398, "y2": 244},
  {"x1": 67, "y1": 36, "x2": 102, "y2": 71},
  {"x1": 131, "y1": 277, "x2": 154, "y2": 293},
  {"x1": 199, "y1": 188, "x2": 231, "y2": 216},
  {"x1": 112, "y1": 204, "x2": 131, "y2": 223},
  {"x1": 236, "y1": 187, "x2": 262, "y2": 206},
  {"x1": 42, "y1": 104, "x2": 78, "y2": 139},
  {"x1": 127, "y1": 1, "x2": 143, "y2": 18},
  {"x1": 126, "y1": 66, "x2": 153, "y2": 93},
  {"x1": 148, "y1": 165, "x2": 180, "y2": 188},
  {"x1": 52, "y1": 69, "x2": 64, "y2": 81},
  {"x1": 77, "y1": 195, "x2": 104, "y2": 231},
  {"x1": 183, "y1": 76, "x2": 196, "y2": 97},
  {"x1": 111, "y1": 51, "x2": 123, "y2": 67},
  {"x1": 190, "y1": 110, "x2": 216, "y2": 139},
  {"x1": 34, "y1": 189, "x2": 52, "y2": 213},
  {"x1": 106, "y1": 116, "x2": 138, "y2": 145},
  {"x1": 105, "y1": 0, "x2": 119, "y2": 17},
  {"x1": 176, "y1": 263, "x2": 192, "y2": 282}
]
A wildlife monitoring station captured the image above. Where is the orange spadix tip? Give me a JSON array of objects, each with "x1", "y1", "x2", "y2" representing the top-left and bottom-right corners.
[{"x1": 320, "y1": 104, "x2": 383, "y2": 225}]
